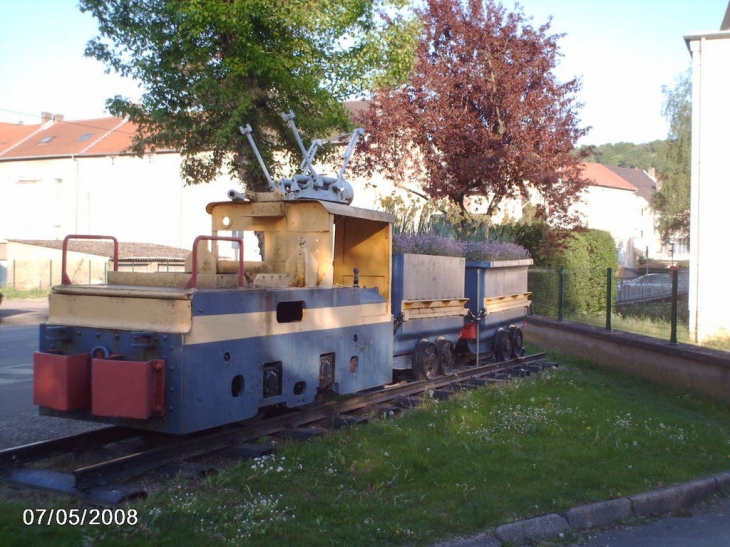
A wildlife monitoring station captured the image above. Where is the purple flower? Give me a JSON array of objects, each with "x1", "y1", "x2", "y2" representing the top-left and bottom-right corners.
[
  {"x1": 460, "y1": 240, "x2": 530, "y2": 262},
  {"x1": 393, "y1": 233, "x2": 529, "y2": 261}
]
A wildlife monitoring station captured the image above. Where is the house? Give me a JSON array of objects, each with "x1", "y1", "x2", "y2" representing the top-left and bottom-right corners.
[
  {"x1": 604, "y1": 165, "x2": 671, "y2": 263},
  {"x1": 684, "y1": 1, "x2": 730, "y2": 342},
  {"x1": 0, "y1": 115, "x2": 233, "y2": 248},
  {"x1": 579, "y1": 163, "x2": 667, "y2": 270},
  {"x1": 1, "y1": 111, "x2": 663, "y2": 287}
]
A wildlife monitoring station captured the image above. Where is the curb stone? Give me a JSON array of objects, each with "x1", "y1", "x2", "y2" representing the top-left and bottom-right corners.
[
  {"x1": 714, "y1": 471, "x2": 730, "y2": 493},
  {"x1": 565, "y1": 497, "x2": 633, "y2": 529},
  {"x1": 431, "y1": 534, "x2": 500, "y2": 547},
  {"x1": 435, "y1": 474, "x2": 727, "y2": 547},
  {"x1": 494, "y1": 513, "x2": 569, "y2": 544},
  {"x1": 629, "y1": 475, "x2": 716, "y2": 517}
]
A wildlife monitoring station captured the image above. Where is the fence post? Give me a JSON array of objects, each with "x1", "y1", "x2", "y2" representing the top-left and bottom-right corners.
[
  {"x1": 605, "y1": 267, "x2": 613, "y2": 331},
  {"x1": 557, "y1": 266, "x2": 564, "y2": 322},
  {"x1": 670, "y1": 268, "x2": 678, "y2": 345}
]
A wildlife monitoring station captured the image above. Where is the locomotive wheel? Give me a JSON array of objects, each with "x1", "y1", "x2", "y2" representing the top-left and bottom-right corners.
[
  {"x1": 435, "y1": 337, "x2": 455, "y2": 375},
  {"x1": 509, "y1": 326, "x2": 524, "y2": 357},
  {"x1": 413, "y1": 339, "x2": 439, "y2": 380},
  {"x1": 494, "y1": 328, "x2": 513, "y2": 362}
]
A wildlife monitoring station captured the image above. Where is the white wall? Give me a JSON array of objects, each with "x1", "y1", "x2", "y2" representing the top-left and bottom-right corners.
[
  {"x1": 0, "y1": 153, "x2": 236, "y2": 250},
  {"x1": 571, "y1": 186, "x2": 644, "y2": 268},
  {"x1": 687, "y1": 31, "x2": 730, "y2": 342}
]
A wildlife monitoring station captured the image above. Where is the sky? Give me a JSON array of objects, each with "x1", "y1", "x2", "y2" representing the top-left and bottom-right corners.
[{"x1": 0, "y1": 0, "x2": 728, "y2": 145}]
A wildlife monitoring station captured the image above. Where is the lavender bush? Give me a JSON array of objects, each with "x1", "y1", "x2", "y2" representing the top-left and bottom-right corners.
[
  {"x1": 393, "y1": 233, "x2": 530, "y2": 261},
  {"x1": 460, "y1": 239, "x2": 531, "y2": 262}
]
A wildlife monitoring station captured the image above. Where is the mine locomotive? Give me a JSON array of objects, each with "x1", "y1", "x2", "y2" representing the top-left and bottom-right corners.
[{"x1": 33, "y1": 114, "x2": 532, "y2": 434}]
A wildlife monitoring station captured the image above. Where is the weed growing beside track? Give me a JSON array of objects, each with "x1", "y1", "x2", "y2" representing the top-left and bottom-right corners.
[
  {"x1": 2, "y1": 347, "x2": 730, "y2": 546},
  {"x1": 0, "y1": 288, "x2": 49, "y2": 300}
]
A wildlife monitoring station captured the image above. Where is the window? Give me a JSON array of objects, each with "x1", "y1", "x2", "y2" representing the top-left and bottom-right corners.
[
  {"x1": 78, "y1": 133, "x2": 95, "y2": 141},
  {"x1": 38, "y1": 136, "x2": 55, "y2": 144}
]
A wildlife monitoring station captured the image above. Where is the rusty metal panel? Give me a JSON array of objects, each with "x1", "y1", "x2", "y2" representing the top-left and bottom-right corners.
[
  {"x1": 91, "y1": 358, "x2": 165, "y2": 420},
  {"x1": 33, "y1": 352, "x2": 91, "y2": 411}
]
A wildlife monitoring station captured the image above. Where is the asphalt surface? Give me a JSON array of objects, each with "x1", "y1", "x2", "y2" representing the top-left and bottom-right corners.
[
  {"x1": 0, "y1": 324, "x2": 36, "y2": 419},
  {"x1": 3, "y1": 297, "x2": 730, "y2": 546},
  {"x1": 568, "y1": 496, "x2": 730, "y2": 547},
  {"x1": 0, "y1": 298, "x2": 48, "y2": 420},
  {"x1": 0, "y1": 296, "x2": 49, "y2": 325}
]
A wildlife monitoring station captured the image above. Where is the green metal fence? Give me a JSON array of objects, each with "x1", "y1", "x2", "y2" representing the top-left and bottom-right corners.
[{"x1": 528, "y1": 267, "x2": 712, "y2": 348}]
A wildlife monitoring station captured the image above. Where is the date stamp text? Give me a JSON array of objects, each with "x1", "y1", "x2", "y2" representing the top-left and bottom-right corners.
[{"x1": 23, "y1": 508, "x2": 138, "y2": 526}]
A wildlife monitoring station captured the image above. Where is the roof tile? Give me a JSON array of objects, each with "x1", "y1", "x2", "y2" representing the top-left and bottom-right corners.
[
  {"x1": 581, "y1": 162, "x2": 638, "y2": 192},
  {"x1": 0, "y1": 117, "x2": 169, "y2": 159}
]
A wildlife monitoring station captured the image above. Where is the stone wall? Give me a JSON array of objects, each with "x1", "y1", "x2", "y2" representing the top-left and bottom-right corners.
[{"x1": 525, "y1": 315, "x2": 730, "y2": 403}]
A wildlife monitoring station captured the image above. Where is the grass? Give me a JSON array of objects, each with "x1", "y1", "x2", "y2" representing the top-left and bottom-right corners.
[
  {"x1": 2, "y1": 346, "x2": 730, "y2": 546},
  {"x1": 0, "y1": 287, "x2": 49, "y2": 300},
  {"x1": 566, "y1": 308, "x2": 730, "y2": 351}
]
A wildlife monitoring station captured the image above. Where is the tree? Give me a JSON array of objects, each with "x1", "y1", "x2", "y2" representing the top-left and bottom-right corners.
[
  {"x1": 353, "y1": 0, "x2": 591, "y2": 226},
  {"x1": 577, "y1": 140, "x2": 666, "y2": 171},
  {"x1": 80, "y1": 0, "x2": 418, "y2": 191},
  {"x1": 651, "y1": 69, "x2": 692, "y2": 245}
]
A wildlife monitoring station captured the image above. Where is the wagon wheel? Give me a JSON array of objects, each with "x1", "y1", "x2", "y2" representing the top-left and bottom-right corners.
[
  {"x1": 413, "y1": 339, "x2": 439, "y2": 380},
  {"x1": 436, "y1": 337, "x2": 455, "y2": 375},
  {"x1": 509, "y1": 326, "x2": 524, "y2": 357},
  {"x1": 494, "y1": 328, "x2": 512, "y2": 362}
]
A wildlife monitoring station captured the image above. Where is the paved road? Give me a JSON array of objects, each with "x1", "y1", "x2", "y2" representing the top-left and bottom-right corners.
[
  {"x1": 0, "y1": 324, "x2": 37, "y2": 419},
  {"x1": 566, "y1": 497, "x2": 730, "y2": 547}
]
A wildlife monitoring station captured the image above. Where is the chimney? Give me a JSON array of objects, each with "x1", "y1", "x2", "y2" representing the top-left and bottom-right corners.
[
  {"x1": 53, "y1": 114, "x2": 64, "y2": 122},
  {"x1": 41, "y1": 112, "x2": 53, "y2": 123}
]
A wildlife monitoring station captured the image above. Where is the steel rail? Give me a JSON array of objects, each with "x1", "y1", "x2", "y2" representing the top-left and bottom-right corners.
[
  {"x1": 0, "y1": 426, "x2": 140, "y2": 468},
  {"x1": 1, "y1": 353, "x2": 549, "y2": 503},
  {"x1": 70, "y1": 352, "x2": 550, "y2": 489}
]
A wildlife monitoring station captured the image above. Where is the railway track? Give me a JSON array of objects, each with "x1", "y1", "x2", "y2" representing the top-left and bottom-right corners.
[{"x1": 0, "y1": 352, "x2": 554, "y2": 505}]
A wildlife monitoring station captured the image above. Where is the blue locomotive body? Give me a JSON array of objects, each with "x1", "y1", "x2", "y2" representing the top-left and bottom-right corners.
[
  {"x1": 35, "y1": 198, "x2": 396, "y2": 434},
  {"x1": 38, "y1": 285, "x2": 390, "y2": 434}
]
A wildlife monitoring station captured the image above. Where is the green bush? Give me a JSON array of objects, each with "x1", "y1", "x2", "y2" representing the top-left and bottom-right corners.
[
  {"x1": 528, "y1": 267, "x2": 559, "y2": 316},
  {"x1": 525, "y1": 227, "x2": 617, "y2": 318}
]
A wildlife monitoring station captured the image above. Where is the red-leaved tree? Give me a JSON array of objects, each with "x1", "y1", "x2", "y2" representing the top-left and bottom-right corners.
[{"x1": 354, "y1": 0, "x2": 591, "y2": 226}]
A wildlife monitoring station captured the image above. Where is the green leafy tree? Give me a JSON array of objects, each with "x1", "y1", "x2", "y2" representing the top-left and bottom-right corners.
[
  {"x1": 80, "y1": 0, "x2": 418, "y2": 190},
  {"x1": 577, "y1": 140, "x2": 666, "y2": 171},
  {"x1": 651, "y1": 69, "x2": 692, "y2": 245},
  {"x1": 354, "y1": 0, "x2": 591, "y2": 227}
]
